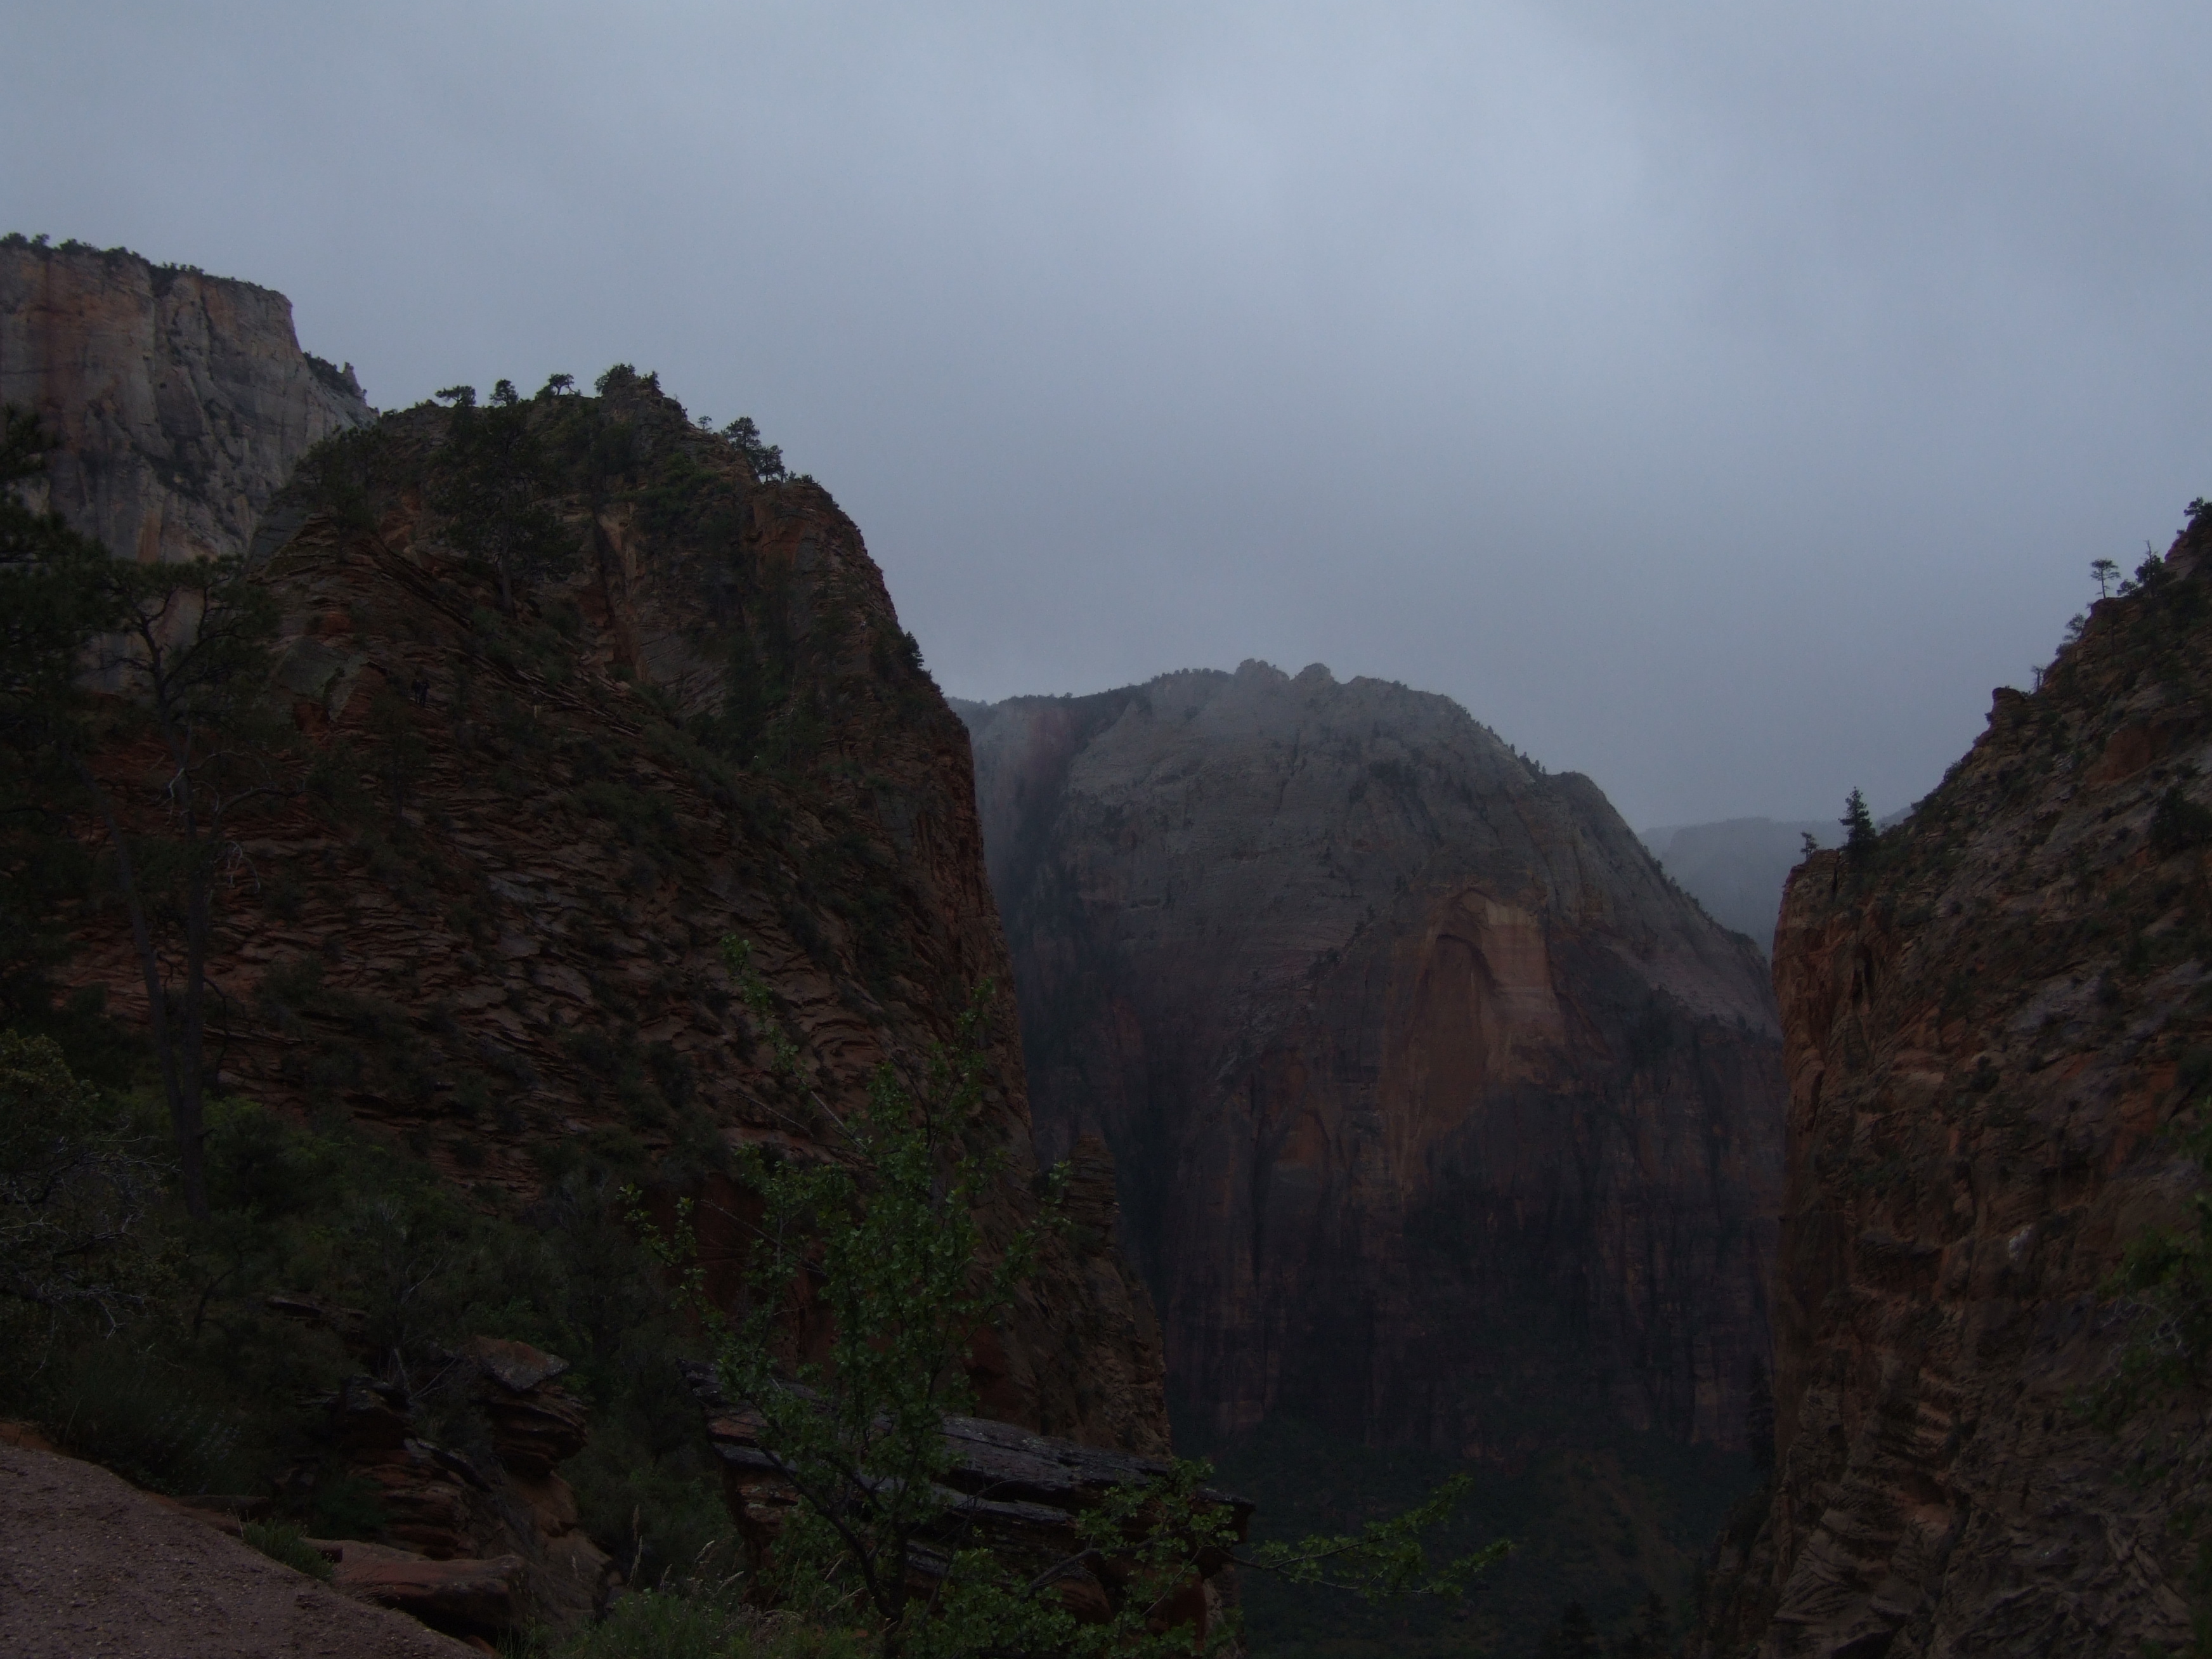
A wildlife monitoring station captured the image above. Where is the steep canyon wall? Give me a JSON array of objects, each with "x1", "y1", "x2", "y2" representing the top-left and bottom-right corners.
[
  {"x1": 961, "y1": 663, "x2": 1785, "y2": 1459},
  {"x1": 0, "y1": 235, "x2": 372, "y2": 562},
  {"x1": 1697, "y1": 519, "x2": 2212, "y2": 1656},
  {"x1": 7, "y1": 247, "x2": 1166, "y2": 1453}
]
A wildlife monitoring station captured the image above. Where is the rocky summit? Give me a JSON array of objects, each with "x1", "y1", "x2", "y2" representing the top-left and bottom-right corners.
[
  {"x1": 1695, "y1": 517, "x2": 2212, "y2": 1656},
  {"x1": 959, "y1": 661, "x2": 1785, "y2": 1462},
  {"x1": 6, "y1": 247, "x2": 1166, "y2": 1454}
]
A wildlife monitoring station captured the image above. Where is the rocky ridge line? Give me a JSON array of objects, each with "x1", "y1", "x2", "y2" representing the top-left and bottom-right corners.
[{"x1": 1695, "y1": 517, "x2": 2212, "y2": 1656}]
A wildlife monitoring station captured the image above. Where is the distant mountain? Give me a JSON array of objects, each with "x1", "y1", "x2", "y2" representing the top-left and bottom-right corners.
[
  {"x1": 1639, "y1": 817, "x2": 1829, "y2": 953},
  {"x1": 961, "y1": 663, "x2": 1785, "y2": 1651},
  {"x1": 960, "y1": 661, "x2": 1783, "y2": 1452},
  {"x1": 0, "y1": 234, "x2": 373, "y2": 562}
]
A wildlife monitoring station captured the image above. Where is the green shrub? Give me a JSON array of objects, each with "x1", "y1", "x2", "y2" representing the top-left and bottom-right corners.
[
  {"x1": 37, "y1": 1342, "x2": 262, "y2": 1495},
  {"x1": 555, "y1": 1591, "x2": 865, "y2": 1659},
  {"x1": 242, "y1": 1519, "x2": 335, "y2": 1581},
  {"x1": 2152, "y1": 785, "x2": 2212, "y2": 857}
]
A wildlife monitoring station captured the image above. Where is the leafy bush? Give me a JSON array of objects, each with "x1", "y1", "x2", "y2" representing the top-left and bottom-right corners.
[
  {"x1": 554, "y1": 1589, "x2": 866, "y2": 1659},
  {"x1": 38, "y1": 1339, "x2": 261, "y2": 1494},
  {"x1": 242, "y1": 1519, "x2": 335, "y2": 1581},
  {"x1": 637, "y1": 941, "x2": 1502, "y2": 1659},
  {"x1": 0, "y1": 1030, "x2": 172, "y2": 1339},
  {"x1": 2152, "y1": 785, "x2": 2212, "y2": 858},
  {"x1": 0, "y1": 1054, "x2": 734, "y2": 1579}
]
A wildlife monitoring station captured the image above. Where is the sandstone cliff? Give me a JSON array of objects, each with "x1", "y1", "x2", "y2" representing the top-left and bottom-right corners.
[
  {"x1": 958, "y1": 663, "x2": 1784, "y2": 1459},
  {"x1": 55, "y1": 367, "x2": 1164, "y2": 1453},
  {"x1": 0, "y1": 235, "x2": 371, "y2": 563},
  {"x1": 1696, "y1": 519, "x2": 2212, "y2": 1656}
]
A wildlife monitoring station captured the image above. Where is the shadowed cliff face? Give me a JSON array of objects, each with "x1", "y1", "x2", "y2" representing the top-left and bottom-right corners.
[
  {"x1": 0, "y1": 235, "x2": 372, "y2": 562},
  {"x1": 40, "y1": 337, "x2": 1165, "y2": 1450},
  {"x1": 960, "y1": 661, "x2": 1784, "y2": 1457},
  {"x1": 1695, "y1": 524, "x2": 2212, "y2": 1658}
]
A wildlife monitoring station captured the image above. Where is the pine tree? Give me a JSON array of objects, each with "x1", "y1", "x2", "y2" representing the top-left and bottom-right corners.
[
  {"x1": 1842, "y1": 787, "x2": 1878, "y2": 866},
  {"x1": 432, "y1": 382, "x2": 575, "y2": 615},
  {"x1": 0, "y1": 409, "x2": 114, "y2": 1034}
]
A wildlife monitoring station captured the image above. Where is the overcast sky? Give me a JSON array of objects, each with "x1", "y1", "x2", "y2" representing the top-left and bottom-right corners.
[{"x1": 8, "y1": 4, "x2": 2209, "y2": 827}]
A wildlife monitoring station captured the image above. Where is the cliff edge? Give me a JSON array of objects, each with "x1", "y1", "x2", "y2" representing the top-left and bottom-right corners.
[
  {"x1": 11, "y1": 243, "x2": 1166, "y2": 1455},
  {"x1": 0, "y1": 234, "x2": 371, "y2": 563},
  {"x1": 1696, "y1": 517, "x2": 2212, "y2": 1656}
]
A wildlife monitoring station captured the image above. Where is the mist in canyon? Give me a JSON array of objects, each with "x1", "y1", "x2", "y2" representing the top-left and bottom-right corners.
[{"x1": 8, "y1": 8, "x2": 2212, "y2": 1657}]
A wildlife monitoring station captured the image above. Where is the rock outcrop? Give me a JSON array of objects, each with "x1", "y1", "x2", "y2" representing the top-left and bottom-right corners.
[
  {"x1": 37, "y1": 325, "x2": 1162, "y2": 1450},
  {"x1": 1695, "y1": 519, "x2": 2212, "y2": 1656},
  {"x1": 959, "y1": 664, "x2": 1784, "y2": 1457},
  {"x1": 682, "y1": 1361, "x2": 1249, "y2": 1640},
  {"x1": 0, "y1": 234, "x2": 372, "y2": 562},
  {"x1": 290, "y1": 1337, "x2": 611, "y2": 1636},
  {"x1": 326, "y1": 1544, "x2": 526, "y2": 1645},
  {"x1": 0, "y1": 1440, "x2": 474, "y2": 1659}
]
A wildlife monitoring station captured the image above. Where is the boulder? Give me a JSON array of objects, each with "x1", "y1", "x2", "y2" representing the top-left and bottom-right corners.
[
  {"x1": 682, "y1": 1361, "x2": 1249, "y2": 1636},
  {"x1": 463, "y1": 1337, "x2": 588, "y2": 1478},
  {"x1": 329, "y1": 1542, "x2": 523, "y2": 1642}
]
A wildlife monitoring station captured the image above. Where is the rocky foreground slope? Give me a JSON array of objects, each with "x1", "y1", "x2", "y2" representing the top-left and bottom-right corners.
[
  {"x1": 1696, "y1": 518, "x2": 2212, "y2": 1656},
  {"x1": 0, "y1": 235, "x2": 372, "y2": 561},
  {"x1": 960, "y1": 663, "x2": 1785, "y2": 1459},
  {"x1": 0, "y1": 1438, "x2": 473, "y2": 1659}
]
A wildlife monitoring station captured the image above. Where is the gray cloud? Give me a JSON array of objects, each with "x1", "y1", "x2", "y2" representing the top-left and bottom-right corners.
[{"x1": 8, "y1": 1, "x2": 2208, "y2": 825}]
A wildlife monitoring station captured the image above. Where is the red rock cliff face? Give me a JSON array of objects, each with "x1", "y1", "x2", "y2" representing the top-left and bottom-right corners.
[
  {"x1": 49, "y1": 362, "x2": 1164, "y2": 1452},
  {"x1": 0, "y1": 235, "x2": 371, "y2": 561},
  {"x1": 959, "y1": 663, "x2": 1783, "y2": 1455},
  {"x1": 1695, "y1": 523, "x2": 2212, "y2": 1657}
]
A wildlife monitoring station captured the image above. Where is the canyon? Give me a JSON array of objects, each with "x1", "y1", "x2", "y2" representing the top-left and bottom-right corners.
[
  {"x1": 1641, "y1": 818, "x2": 1833, "y2": 955},
  {"x1": 1696, "y1": 519, "x2": 2212, "y2": 1656},
  {"x1": 30, "y1": 230, "x2": 2208, "y2": 1657}
]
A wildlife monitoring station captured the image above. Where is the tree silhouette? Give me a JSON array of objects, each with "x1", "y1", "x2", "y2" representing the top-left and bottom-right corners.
[
  {"x1": 721, "y1": 415, "x2": 788, "y2": 482},
  {"x1": 1842, "y1": 788, "x2": 1878, "y2": 865},
  {"x1": 432, "y1": 382, "x2": 575, "y2": 615},
  {"x1": 2092, "y1": 556, "x2": 2119, "y2": 599},
  {"x1": 1539, "y1": 1600, "x2": 1601, "y2": 1659}
]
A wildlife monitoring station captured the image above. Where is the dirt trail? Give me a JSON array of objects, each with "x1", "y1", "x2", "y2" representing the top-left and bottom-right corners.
[{"x1": 0, "y1": 1443, "x2": 472, "y2": 1658}]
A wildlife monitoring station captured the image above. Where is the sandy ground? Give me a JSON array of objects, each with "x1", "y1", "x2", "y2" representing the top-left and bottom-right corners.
[{"x1": 0, "y1": 1442, "x2": 475, "y2": 1659}]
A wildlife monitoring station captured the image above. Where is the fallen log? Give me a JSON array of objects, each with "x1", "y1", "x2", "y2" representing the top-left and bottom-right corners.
[{"x1": 679, "y1": 1360, "x2": 1252, "y2": 1636}]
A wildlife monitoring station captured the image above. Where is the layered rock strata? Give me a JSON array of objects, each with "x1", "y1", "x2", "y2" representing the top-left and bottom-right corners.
[
  {"x1": 1695, "y1": 519, "x2": 2212, "y2": 1656},
  {"x1": 959, "y1": 665, "x2": 1785, "y2": 1455},
  {"x1": 299, "y1": 1339, "x2": 611, "y2": 1634},
  {"x1": 50, "y1": 360, "x2": 1162, "y2": 1450},
  {"x1": 0, "y1": 235, "x2": 372, "y2": 562}
]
